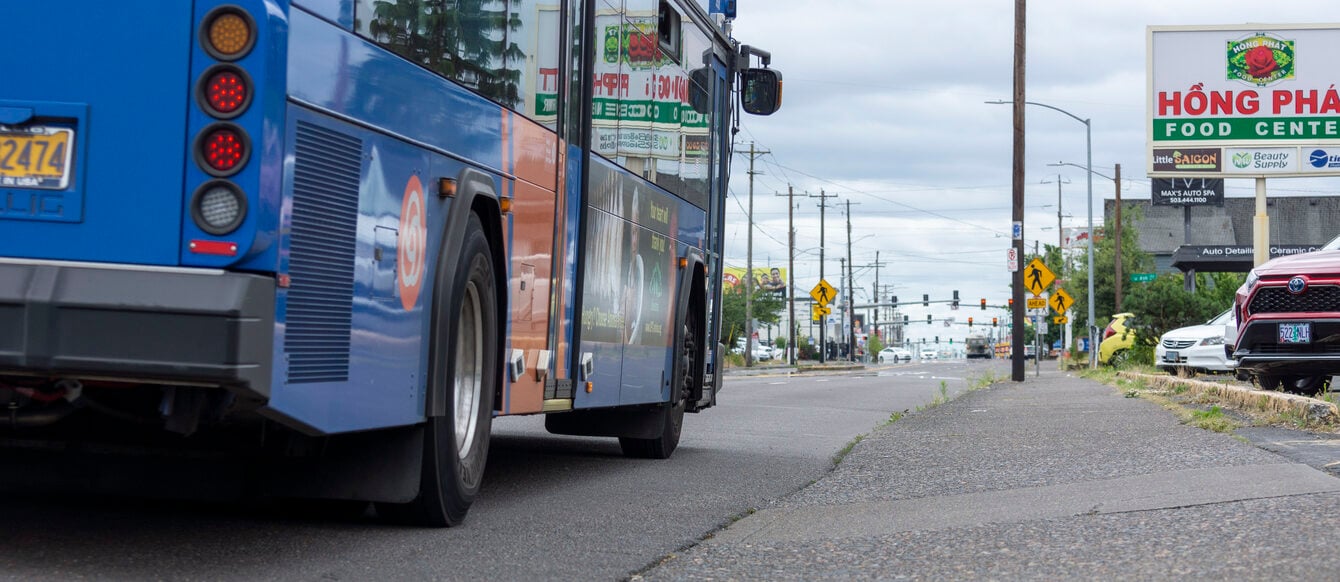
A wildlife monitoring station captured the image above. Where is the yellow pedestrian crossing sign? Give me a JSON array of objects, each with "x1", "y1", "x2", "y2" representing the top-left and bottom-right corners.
[
  {"x1": 1050, "y1": 287, "x2": 1073, "y2": 314},
  {"x1": 1026, "y1": 297, "x2": 1047, "y2": 310},
  {"x1": 811, "y1": 304, "x2": 831, "y2": 321},
  {"x1": 1024, "y1": 258, "x2": 1055, "y2": 297},
  {"x1": 1053, "y1": 315, "x2": 1068, "y2": 324},
  {"x1": 810, "y1": 279, "x2": 836, "y2": 306}
]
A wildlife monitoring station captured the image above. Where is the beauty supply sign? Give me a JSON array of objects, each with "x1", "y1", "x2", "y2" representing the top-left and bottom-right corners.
[{"x1": 1148, "y1": 24, "x2": 1340, "y2": 177}]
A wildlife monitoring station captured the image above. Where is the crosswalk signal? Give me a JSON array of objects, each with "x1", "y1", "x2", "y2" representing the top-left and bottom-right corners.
[
  {"x1": 968, "y1": 317, "x2": 974, "y2": 327},
  {"x1": 979, "y1": 298, "x2": 986, "y2": 310},
  {"x1": 992, "y1": 317, "x2": 998, "y2": 327}
]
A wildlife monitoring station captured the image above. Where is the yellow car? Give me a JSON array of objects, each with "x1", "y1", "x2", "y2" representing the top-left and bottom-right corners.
[{"x1": 1098, "y1": 313, "x2": 1136, "y2": 365}]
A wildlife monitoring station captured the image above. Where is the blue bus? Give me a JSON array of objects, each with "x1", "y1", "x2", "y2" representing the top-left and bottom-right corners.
[{"x1": 0, "y1": 0, "x2": 780, "y2": 525}]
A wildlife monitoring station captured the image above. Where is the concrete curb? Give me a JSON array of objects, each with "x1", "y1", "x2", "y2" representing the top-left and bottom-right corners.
[{"x1": 1119, "y1": 371, "x2": 1339, "y2": 424}]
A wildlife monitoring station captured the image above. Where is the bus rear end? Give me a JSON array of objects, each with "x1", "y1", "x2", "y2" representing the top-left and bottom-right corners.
[{"x1": 1, "y1": 2, "x2": 282, "y2": 428}]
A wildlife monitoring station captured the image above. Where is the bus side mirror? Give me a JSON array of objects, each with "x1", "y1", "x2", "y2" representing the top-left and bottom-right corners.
[
  {"x1": 740, "y1": 68, "x2": 782, "y2": 116},
  {"x1": 689, "y1": 67, "x2": 712, "y2": 115}
]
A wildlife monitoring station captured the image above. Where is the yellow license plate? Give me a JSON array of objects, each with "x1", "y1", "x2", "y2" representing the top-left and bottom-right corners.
[{"x1": 0, "y1": 126, "x2": 74, "y2": 190}]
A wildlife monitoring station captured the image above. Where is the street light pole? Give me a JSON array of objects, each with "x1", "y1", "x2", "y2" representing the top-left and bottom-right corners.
[{"x1": 990, "y1": 99, "x2": 1096, "y2": 369}]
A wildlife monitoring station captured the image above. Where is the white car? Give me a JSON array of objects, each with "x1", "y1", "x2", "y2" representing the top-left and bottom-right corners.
[
  {"x1": 750, "y1": 344, "x2": 774, "y2": 361},
  {"x1": 919, "y1": 349, "x2": 938, "y2": 360},
  {"x1": 878, "y1": 347, "x2": 912, "y2": 363},
  {"x1": 1155, "y1": 309, "x2": 1236, "y2": 376}
]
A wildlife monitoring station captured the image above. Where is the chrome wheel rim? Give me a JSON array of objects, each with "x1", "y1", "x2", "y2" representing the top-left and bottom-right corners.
[{"x1": 454, "y1": 280, "x2": 483, "y2": 459}]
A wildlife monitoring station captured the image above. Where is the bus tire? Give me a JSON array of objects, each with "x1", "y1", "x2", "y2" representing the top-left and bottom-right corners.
[
  {"x1": 619, "y1": 307, "x2": 697, "y2": 459},
  {"x1": 378, "y1": 214, "x2": 497, "y2": 527}
]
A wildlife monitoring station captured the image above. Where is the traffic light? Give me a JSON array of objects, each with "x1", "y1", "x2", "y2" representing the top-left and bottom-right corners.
[
  {"x1": 980, "y1": 298, "x2": 986, "y2": 310},
  {"x1": 949, "y1": 338, "x2": 954, "y2": 345},
  {"x1": 891, "y1": 295, "x2": 898, "y2": 305},
  {"x1": 903, "y1": 315, "x2": 909, "y2": 324},
  {"x1": 992, "y1": 317, "x2": 998, "y2": 327},
  {"x1": 952, "y1": 290, "x2": 959, "y2": 308},
  {"x1": 935, "y1": 336, "x2": 939, "y2": 343},
  {"x1": 1008, "y1": 298, "x2": 1014, "y2": 308},
  {"x1": 922, "y1": 294, "x2": 929, "y2": 307},
  {"x1": 968, "y1": 317, "x2": 974, "y2": 327},
  {"x1": 926, "y1": 314, "x2": 932, "y2": 324}
]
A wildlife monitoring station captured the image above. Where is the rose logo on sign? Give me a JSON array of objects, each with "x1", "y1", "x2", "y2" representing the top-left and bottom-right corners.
[
  {"x1": 398, "y1": 175, "x2": 428, "y2": 311},
  {"x1": 1226, "y1": 33, "x2": 1295, "y2": 87}
]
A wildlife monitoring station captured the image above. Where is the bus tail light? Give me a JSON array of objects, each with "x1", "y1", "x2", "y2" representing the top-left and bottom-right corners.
[
  {"x1": 195, "y1": 123, "x2": 250, "y2": 176},
  {"x1": 198, "y1": 65, "x2": 251, "y2": 118},
  {"x1": 191, "y1": 180, "x2": 247, "y2": 235},
  {"x1": 201, "y1": 7, "x2": 255, "y2": 61}
]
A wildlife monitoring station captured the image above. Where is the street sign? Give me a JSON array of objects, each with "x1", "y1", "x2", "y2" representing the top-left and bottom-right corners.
[
  {"x1": 1023, "y1": 258, "x2": 1055, "y2": 296},
  {"x1": 1006, "y1": 248, "x2": 1019, "y2": 272},
  {"x1": 1053, "y1": 315, "x2": 1069, "y2": 324},
  {"x1": 1130, "y1": 273, "x2": 1157, "y2": 283},
  {"x1": 810, "y1": 279, "x2": 837, "y2": 305},
  {"x1": 1050, "y1": 287, "x2": 1073, "y2": 314},
  {"x1": 810, "y1": 304, "x2": 830, "y2": 321},
  {"x1": 1026, "y1": 297, "x2": 1047, "y2": 310}
]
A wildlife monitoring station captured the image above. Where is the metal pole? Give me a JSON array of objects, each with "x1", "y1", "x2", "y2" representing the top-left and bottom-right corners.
[
  {"x1": 745, "y1": 142, "x2": 755, "y2": 367},
  {"x1": 787, "y1": 186, "x2": 795, "y2": 364},
  {"x1": 845, "y1": 200, "x2": 855, "y2": 362},
  {"x1": 1085, "y1": 119, "x2": 1096, "y2": 369}
]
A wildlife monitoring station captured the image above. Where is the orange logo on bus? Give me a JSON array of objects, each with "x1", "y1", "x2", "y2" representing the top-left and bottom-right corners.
[{"x1": 399, "y1": 175, "x2": 427, "y2": 310}]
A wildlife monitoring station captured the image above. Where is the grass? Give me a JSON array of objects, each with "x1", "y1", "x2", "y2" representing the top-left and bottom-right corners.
[{"x1": 1083, "y1": 368, "x2": 1340, "y2": 433}]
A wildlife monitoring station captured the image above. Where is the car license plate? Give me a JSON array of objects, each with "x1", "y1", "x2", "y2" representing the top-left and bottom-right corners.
[
  {"x1": 1279, "y1": 322, "x2": 1312, "y2": 344},
  {"x1": 0, "y1": 125, "x2": 75, "y2": 190},
  {"x1": 1164, "y1": 350, "x2": 1179, "y2": 362}
]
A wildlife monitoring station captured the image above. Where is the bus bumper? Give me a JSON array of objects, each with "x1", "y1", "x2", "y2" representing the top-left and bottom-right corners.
[{"x1": 0, "y1": 260, "x2": 274, "y2": 398}]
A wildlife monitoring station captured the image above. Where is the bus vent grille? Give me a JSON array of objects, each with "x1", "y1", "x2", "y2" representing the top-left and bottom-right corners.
[{"x1": 284, "y1": 121, "x2": 362, "y2": 384}]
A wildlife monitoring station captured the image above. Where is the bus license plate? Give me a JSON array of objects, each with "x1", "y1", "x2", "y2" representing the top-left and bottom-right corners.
[
  {"x1": 1279, "y1": 322, "x2": 1312, "y2": 344},
  {"x1": 0, "y1": 126, "x2": 75, "y2": 190}
]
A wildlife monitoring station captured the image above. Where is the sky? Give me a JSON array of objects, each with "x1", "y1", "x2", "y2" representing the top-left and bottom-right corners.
[{"x1": 719, "y1": 0, "x2": 1338, "y2": 346}]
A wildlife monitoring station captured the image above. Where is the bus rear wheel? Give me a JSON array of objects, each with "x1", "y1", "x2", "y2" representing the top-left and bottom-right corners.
[
  {"x1": 619, "y1": 308, "x2": 697, "y2": 459},
  {"x1": 378, "y1": 214, "x2": 496, "y2": 527}
]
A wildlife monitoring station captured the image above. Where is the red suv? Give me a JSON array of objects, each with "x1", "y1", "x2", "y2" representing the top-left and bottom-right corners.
[{"x1": 1228, "y1": 234, "x2": 1340, "y2": 394}]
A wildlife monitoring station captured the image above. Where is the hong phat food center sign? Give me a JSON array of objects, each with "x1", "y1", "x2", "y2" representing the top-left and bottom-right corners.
[{"x1": 1148, "y1": 24, "x2": 1340, "y2": 177}]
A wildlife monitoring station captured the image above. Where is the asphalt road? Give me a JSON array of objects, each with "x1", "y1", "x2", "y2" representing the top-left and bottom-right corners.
[{"x1": 0, "y1": 359, "x2": 998, "y2": 581}]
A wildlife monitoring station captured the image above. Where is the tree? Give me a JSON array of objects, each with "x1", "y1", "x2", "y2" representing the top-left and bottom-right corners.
[
  {"x1": 718, "y1": 285, "x2": 785, "y2": 348},
  {"x1": 1121, "y1": 271, "x2": 1244, "y2": 345},
  {"x1": 1068, "y1": 206, "x2": 1153, "y2": 335}
]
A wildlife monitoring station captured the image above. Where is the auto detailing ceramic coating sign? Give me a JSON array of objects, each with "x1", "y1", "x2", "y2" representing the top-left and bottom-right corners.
[{"x1": 1148, "y1": 24, "x2": 1340, "y2": 177}]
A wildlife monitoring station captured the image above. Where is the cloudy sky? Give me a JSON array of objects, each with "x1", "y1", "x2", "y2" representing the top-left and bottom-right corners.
[{"x1": 720, "y1": 0, "x2": 1336, "y2": 345}]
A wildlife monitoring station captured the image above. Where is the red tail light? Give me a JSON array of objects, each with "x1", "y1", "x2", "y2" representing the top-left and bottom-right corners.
[
  {"x1": 195, "y1": 123, "x2": 250, "y2": 176},
  {"x1": 1103, "y1": 324, "x2": 1116, "y2": 339},
  {"x1": 198, "y1": 65, "x2": 251, "y2": 118}
]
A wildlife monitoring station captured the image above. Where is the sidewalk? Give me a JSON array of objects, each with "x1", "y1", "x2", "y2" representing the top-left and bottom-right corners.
[{"x1": 643, "y1": 367, "x2": 1340, "y2": 580}]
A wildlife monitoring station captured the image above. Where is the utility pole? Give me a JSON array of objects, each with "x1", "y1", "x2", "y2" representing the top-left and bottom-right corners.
[
  {"x1": 1114, "y1": 163, "x2": 1125, "y2": 310},
  {"x1": 872, "y1": 251, "x2": 883, "y2": 350},
  {"x1": 810, "y1": 189, "x2": 838, "y2": 363},
  {"x1": 776, "y1": 186, "x2": 796, "y2": 364},
  {"x1": 844, "y1": 199, "x2": 858, "y2": 362},
  {"x1": 1009, "y1": 0, "x2": 1026, "y2": 382},
  {"x1": 839, "y1": 257, "x2": 846, "y2": 360},
  {"x1": 742, "y1": 142, "x2": 768, "y2": 367}
]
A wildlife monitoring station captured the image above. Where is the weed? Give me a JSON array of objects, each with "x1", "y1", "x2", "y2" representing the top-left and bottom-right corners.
[
  {"x1": 832, "y1": 434, "x2": 864, "y2": 465},
  {"x1": 1188, "y1": 405, "x2": 1237, "y2": 433}
]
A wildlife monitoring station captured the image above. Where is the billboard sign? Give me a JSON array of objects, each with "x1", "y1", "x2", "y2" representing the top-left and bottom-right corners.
[
  {"x1": 1148, "y1": 24, "x2": 1340, "y2": 177},
  {"x1": 723, "y1": 266, "x2": 788, "y2": 296},
  {"x1": 1151, "y1": 177, "x2": 1224, "y2": 206}
]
